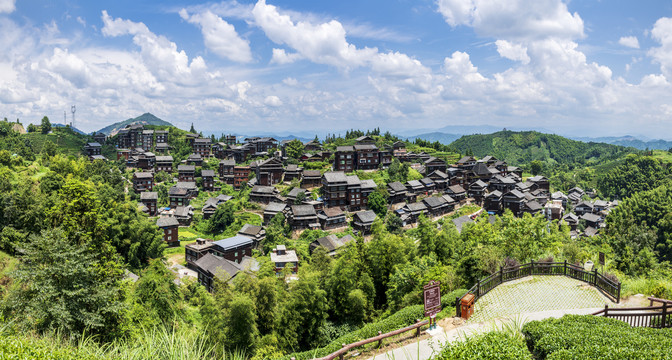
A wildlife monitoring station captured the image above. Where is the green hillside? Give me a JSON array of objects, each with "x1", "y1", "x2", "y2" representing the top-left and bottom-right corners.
[
  {"x1": 96, "y1": 113, "x2": 172, "y2": 136},
  {"x1": 23, "y1": 126, "x2": 89, "y2": 156},
  {"x1": 450, "y1": 130, "x2": 634, "y2": 166}
]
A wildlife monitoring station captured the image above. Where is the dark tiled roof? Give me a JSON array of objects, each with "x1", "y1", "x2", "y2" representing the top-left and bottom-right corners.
[
  {"x1": 291, "y1": 205, "x2": 317, "y2": 217},
  {"x1": 178, "y1": 165, "x2": 195, "y2": 171},
  {"x1": 354, "y1": 210, "x2": 377, "y2": 224},
  {"x1": 251, "y1": 185, "x2": 277, "y2": 194},
  {"x1": 322, "y1": 207, "x2": 344, "y2": 217},
  {"x1": 169, "y1": 186, "x2": 188, "y2": 196},
  {"x1": 406, "y1": 202, "x2": 427, "y2": 212},
  {"x1": 201, "y1": 170, "x2": 215, "y2": 177},
  {"x1": 303, "y1": 170, "x2": 322, "y2": 178},
  {"x1": 156, "y1": 216, "x2": 179, "y2": 227},
  {"x1": 155, "y1": 156, "x2": 173, "y2": 162},
  {"x1": 388, "y1": 181, "x2": 407, "y2": 192},
  {"x1": 194, "y1": 253, "x2": 241, "y2": 279},
  {"x1": 448, "y1": 185, "x2": 466, "y2": 194},
  {"x1": 265, "y1": 202, "x2": 288, "y2": 213},
  {"x1": 134, "y1": 172, "x2": 153, "y2": 179},
  {"x1": 238, "y1": 224, "x2": 263, "y2": 236},
  {"x1": 336, "y1": 146, "x2": 354, "y2": 152},
  {"x1": 140, "y1": 192, "x2": 158, "y2": 200},
  {"x1": 452, "y1": 215, "x2": 473, "y2": 233},
  {"x1": 323, "y1": 171, "x2": 348, "y2": 183},
  {"x1": 581, "y1": 213, "x2": 602, "y2": 223},
  {"x1": 423, "y1": 196, "x2": 446, "y2": 208},
  {"x1": 220, "y1": 159, "x2": 236, "y2": 166},
  {"x1": 505, "y1": 189, "x2": 525, "y2": 199},
  {"x1": 287, "y1": 187, "x2": 306, "y2": 198}
]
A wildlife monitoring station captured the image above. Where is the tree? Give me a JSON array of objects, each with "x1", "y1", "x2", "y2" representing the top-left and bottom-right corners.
[
  {"x1": 285, "y1": 139, "x2": 305, "y2": 159},
  {"x1": 530, "y1": 160, "x2": 543, "y2": 175},
  {"x1": 41, "y1": 139, "x2": 57, "y2": 157},
  {"x1": 279, "y1": 271, "x2": 328, "y2": 350},
  {"x1": 295, "y1": 189, "x2": 306, "y2": 204},
  {"x1": 132, "y1": 259, "x2": 183, "y2": 324},
  {"x1": 4, "y1": 228, "x2": 125, "y2": 339},
  {"x1": 208, "y1": 202, "x2": 235, "y2": 233},
  {"x1": 225, "y1": 293, "x2": 259, "y2": 353},
  {"x1": 41, "y1": 116, "x2": 51, "y2": 134},
  {"x1": 367, "y1": 191, "x2": 388, "y2": 216},
  {"x1": 27, "y1": 123, "x2": 37, "y2": 133}
]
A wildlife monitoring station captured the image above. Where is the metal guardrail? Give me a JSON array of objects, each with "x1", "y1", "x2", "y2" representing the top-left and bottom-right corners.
[
  {"x1": 456, "y1": 260, "x2": 621, "y2": 317},
  {"x1": 592, "y1": 297, "x2": 670, "y2": 328},
  {"x1": 308, "y1": 319, "x2": 429, "y2": 360}
]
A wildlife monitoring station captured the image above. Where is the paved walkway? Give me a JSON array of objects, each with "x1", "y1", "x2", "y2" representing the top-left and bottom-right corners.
[{"x1": 366, "y1": 276, "x2": 615, "y2": 360}]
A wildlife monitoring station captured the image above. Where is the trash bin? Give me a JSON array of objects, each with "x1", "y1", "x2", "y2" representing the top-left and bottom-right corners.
[{"x1": 461, "y1": 293, "x2": 475, "y2": 320}]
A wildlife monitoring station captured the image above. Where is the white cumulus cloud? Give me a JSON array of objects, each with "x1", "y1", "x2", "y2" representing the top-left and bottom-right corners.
[
  {"x1": 264, "y1": 95, "x2": 283, "y2": 107},
  {"x1": 179, "y1": 9, "x2": 252, "y2": 63},
  {"x1": 495, "y1": 40, "x2": 530, "y2": 64},
  {"x1": 649, "y1": 17, "x2": 672, "y2": 78},
  {"x1": 619, "y1": 36, "x2": 639, "y2": 49},
  {"x1": 0, "y1": 0, "x2": 16, "y2": 14},
  {"x1": 270, "y1": 48, "x2": 302, "y2": 64}
]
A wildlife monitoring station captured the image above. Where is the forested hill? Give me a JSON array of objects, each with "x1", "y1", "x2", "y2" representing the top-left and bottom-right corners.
[
  {"x1": 450, "y1": 130, "x2": 633, "y2": 166},
  {"x1": 96, "y1": 113, "x2": 172, "y2": 136}
]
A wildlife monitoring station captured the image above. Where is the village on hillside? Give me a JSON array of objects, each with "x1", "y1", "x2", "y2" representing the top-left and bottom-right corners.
[{"x1": 84, "y1": 123, "x2": 621, "y2": 291}]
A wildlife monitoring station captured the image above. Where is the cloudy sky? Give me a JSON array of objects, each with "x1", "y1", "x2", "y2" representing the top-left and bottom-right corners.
[{"x1": 0, "y1": 0, "x2": 671, "y2": 138}]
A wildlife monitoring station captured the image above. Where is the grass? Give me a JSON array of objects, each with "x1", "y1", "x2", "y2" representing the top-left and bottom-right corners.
[{"x1": 0, "y1": 326, "x2": 247, "y2": 360}]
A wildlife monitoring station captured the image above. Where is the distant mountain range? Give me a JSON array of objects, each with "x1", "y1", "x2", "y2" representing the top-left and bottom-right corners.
[
  {"x1": 96, "y1": 113, "x2": 172, "y2": 136},
  {"x1": 571, "y1": 136, "x2": 672, "y2": 150},
  {"x1": 402, "y1": 132, "x2": 462, "y2": 145}
]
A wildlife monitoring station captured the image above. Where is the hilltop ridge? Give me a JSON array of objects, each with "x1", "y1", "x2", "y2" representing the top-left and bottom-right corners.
[{"x1": 96, "y1": 113, "x2": 172, "y2": 136}]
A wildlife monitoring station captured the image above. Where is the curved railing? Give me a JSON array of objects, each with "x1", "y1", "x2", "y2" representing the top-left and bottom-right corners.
[{"x1": 456, "y1": 260, "x2": 621, "y2": 317}]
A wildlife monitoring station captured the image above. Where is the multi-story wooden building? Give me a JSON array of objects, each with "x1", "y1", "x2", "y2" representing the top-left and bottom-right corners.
[
  {"x1": 256, "y1": 157, "x2": 284, "y2": 186},
  {"x1": 155, "y1": 155, "x2": 173, "y2": 172},
  {"x1": 157, "y1": 216, "x2": 179, "y2": 246},
  {"x1": 178, "y1": 165, "x2": 195, "y2": 182},
  {"x1": 233, "y1": 166, "x2": 250, "y2": 188},
  {"x1": 201, "y1": 170, "x2": 215, "y2": 192},
  {"x1": 192, "y1": 138, "x2": 212, "y2": 157},
  {"x1": 132, "y1": 172, "x2": 153, "y2": 192}
]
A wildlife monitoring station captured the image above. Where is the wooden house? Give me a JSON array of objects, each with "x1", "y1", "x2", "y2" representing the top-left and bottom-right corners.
[
  {"x1": 201, "y1": 170, "x2": 215, "y2": 192},
  {"x1": 193, "y1": 138, "x2": 211, "y2": 157},
  {"x1": 317, "y1": 207, "x2": 347, "y2": 230},
  {"x1": 155, "y1": 155, "x2": 173, "y2": 172},
  {"x1": 178, "y1": 165, "x2": 196, "y2": 182},
  {"x1": 288, "y1": 205, "x2": 319, "y2": 230},
  {"x1": 264, "y1": 202, "x2": 288, "y2": 224},
  {"x1": 133, "y1": 172, "x2": 153, "y2": 192},
  {"x1": 157, "y1": 216, "x2": 179, "y2": 246},
  {"x1": 140, "y1": 191, "x2": 158, "y2": 216},
  {"x1": 301, "y1": 170, "x2": 322, "y2": 188},
  {"x1": 249, "y1": 185, "x2": 279, "y2": 204},
  {"x1": 352, "y1": 210, "x2": 377, "y2": 234},
  {"x1": 270, "y1": 245, "x2": 299, "y2": 274},
  {"x1": 256, "y1": 157, "x2": 284, "y2": 186}
]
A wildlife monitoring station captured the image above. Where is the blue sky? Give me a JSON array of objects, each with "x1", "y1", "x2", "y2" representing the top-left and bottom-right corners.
[{"x1": 0, "y1": 0, "x2": 671, "y2": 138}]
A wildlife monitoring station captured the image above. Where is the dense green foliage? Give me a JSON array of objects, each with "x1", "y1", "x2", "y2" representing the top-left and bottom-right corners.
[
  {"x1": 281, "y1": 305, "x2": 425, "y2": 360},
  {"x1": 450, "y1": 130, "x2": 631, "y2": 167},
  {"x1": 437, "y1": 332, "x2": 531, "y2": 360},
  {"x1": 522, "y1": 315, "x2": 672, "y2": 359},
  {"x1": 597, "y1": 154, "x2": 671, "y2": 199},
  {"x1": 605, "y1": 183, "x2": 672, "y2": 269}
]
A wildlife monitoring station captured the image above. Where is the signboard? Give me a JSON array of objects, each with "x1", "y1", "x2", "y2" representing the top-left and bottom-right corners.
[
  {"x1": 423, "y1": 280, "x2": 441, "y2": 317},
  {"x1": 599, "y1": 252, "x2": 605, "y2": 266}
]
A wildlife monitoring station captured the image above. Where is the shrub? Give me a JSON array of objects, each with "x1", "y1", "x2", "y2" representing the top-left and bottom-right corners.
[
  {"x1": 503, "y1": 257, "x2": 520, "y2": 269},
  {"x1": 435, "y1": 332, "x2": 530, "y2": 360},
  {"x1": 522, "y1": 315, "x2": 672, "y2": 360},
  {"x1": 278, "y1": 305, "x2": 425, "y2": 360}
]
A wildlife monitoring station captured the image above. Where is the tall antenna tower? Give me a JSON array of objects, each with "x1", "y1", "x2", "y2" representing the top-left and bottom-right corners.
[{"x1": 71, "y1": 105, "x2": 76, "y2": 128}]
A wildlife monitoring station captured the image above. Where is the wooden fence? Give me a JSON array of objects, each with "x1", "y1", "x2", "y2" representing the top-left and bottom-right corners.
[
  {"x1": 456, "y1": 260, "x2": 621, "y2": 317},
  {"x1": 309, "y1": 319, "x2": 428, "y2": 360},
  {"x1": 592, "y1": 297, "x2": 670, "y2": 328}
]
